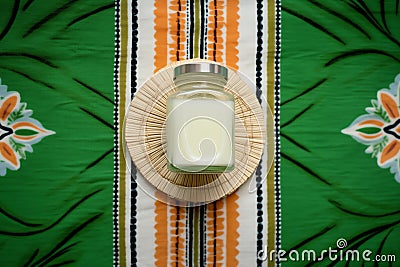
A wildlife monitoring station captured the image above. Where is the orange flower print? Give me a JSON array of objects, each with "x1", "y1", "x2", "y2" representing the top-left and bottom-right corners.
[
  {"x1": 0, "y1": 79, "x2": 54, "y2": 175},
  {"x1": 342, "y1": 74, "x2": 400, "y2": 183}
]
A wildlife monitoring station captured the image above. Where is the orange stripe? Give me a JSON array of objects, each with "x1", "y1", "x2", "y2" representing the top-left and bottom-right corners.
[
  {"x1": 225, "y1": 194, "x2": 239, "y2": 266},
  {"x1": 154, "y1": 200, "x2": 168, "y2": 267},
  {"x1": 154, "y1": 1, "x2": 188, "y2": 267},
  {"x1": 206, "y1": 201, "x2": 225, "y2": 266},
  {"x1": 161, "y1": 2, "x2": 187, "y2": 267},
  {"x1": 358, "y1": 119, "x2": 384, "y2": 127},
  {"x1": 225, "y1": 0, "x2": 239, "y2": 69},
  {"x1": 225, "y1": 1, "x2": 240, "y2": 266},
  {"x1": 154, "y1": 0, "x2": 168, "y2": 72},
  {"x1": 359, "y1": 132, "x2": 383, "y2": 140},
  {"x1": 169, "y1": 0, "x2": 187, "y2": 62},
  {"x1": 207, "y1": 0, "x2": 224, "y2": 62},
  {"x1": 11, "y1": 121, "x2": 46, "y2": 132},
  {"x1": 153, "y1": 1, "x2": 169, "y2": 265},
  {"x1": 12, "y1": 135, "x2": 37, "y2": 141},
  {"x1": 169, "y1": 206, "x2": 186, "y2": 267}
]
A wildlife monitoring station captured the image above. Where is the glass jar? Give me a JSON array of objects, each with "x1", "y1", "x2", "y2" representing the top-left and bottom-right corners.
[{"x1": 166, "y1": 62, "x2": 235, "y2": 173}]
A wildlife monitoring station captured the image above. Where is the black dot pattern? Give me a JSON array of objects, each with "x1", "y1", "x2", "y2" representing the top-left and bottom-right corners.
[
  {"x1": 274, "y1": 0, "x2": 282, "y2": 265},
  {"x1": 113, "y1": 0, "x2": 121, "y2": 266}
]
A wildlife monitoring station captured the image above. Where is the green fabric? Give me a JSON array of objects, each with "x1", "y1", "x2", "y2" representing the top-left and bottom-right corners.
[
  {"x1": 0, "y1": 1, "x2": 114, "y2": 266},
  {"x1": 281, "y1": 0, "x2": 400, "y2": 265},
  {"x1": 1, "y1": 0, "x2": 399, "y2": 266}
]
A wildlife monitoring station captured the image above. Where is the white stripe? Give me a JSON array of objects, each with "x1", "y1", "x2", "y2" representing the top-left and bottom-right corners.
[
  {"x1": 137, "y1": 0, "x2": 156, "y2": 89},
  {"x1": 261, "y1": 2, "x2": 270, "y2": 267},
  {"x1": 135, "y1": 1, "x2": 158, "y2": 266},
  {"x1": 236, "y1": 178, "x2": 258, "y2": 266},
  {"x1": 124, "y1": 0, "x2": 133, "y2": 262},
  {"x1": 136, "y1": 173, "x2": 159, "y2": 266},
  {"x1": 237, "y1": 0, "x2": 257, "y2": 82},
  {"x1": 236, "y1": 1, "x2": 270, "y2": 266}
]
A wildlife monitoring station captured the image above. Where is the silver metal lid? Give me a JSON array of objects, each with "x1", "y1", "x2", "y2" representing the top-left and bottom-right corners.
[{"x1": 174, "y1": 63, "x2": 228, "y2": 80}]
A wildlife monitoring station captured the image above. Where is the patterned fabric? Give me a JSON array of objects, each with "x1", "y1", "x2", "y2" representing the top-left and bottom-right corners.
[
  {"x1": 0, "y1": 1, "x2": 115, "y2": 266},
  {"x1": 280, "y1": 1, "x2": 399, "y2": 266},
  {"x1": 114, "y1": 1, "x2": 276, "y2": 266},
  {"x1": 1, "y1": 0, "x2": 399, "y2": 266},
  {"x1": 342, "y1": 75, "x2": 400, "y2": 182}
]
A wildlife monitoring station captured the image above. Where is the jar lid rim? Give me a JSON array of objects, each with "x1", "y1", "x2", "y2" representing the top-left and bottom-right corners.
[{"x1": 174, "y1": 63, "x2": 228, "y2": 79}]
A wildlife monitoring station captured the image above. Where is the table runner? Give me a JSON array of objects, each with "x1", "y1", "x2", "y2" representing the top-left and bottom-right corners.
[
  {"x1": 1, "y1": 0, "x2": 399, "y2": 266},
  {"x1": 115, "y1": 1, "x2": 275, "y2": 266}
]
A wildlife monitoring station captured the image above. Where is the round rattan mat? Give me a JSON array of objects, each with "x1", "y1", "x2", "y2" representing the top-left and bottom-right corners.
[{"x1": 124, "y1": 59, "x2": 267, "y2": 204}]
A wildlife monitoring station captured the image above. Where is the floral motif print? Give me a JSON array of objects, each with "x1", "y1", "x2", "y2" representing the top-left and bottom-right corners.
[
  {"x1": 0, "y1": 79, "x2": 55, "y2": 175},
  {"x1": 342, "y1": 74, "x2": 400, "y2": 183}
]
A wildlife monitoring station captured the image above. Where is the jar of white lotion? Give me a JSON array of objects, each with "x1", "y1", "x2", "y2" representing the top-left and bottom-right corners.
[{"x1": 166, "y1": 62, "x2": 235, "y2": 173}]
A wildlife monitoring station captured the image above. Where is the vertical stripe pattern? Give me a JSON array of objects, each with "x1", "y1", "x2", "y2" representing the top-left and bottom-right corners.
[
  {"x1": 154, "y1": 0, "x2": 168, "y2": 72},
  {"x1": 200, "y1": 0, "x2": 207, "y2": 58},
  {"x1": 154, "y1": 196, "x2": 168, "y2": 267},
  {"x1": 188, "y1": 0, "x2": 194, "y2": 59},
  {"x1": 267, "y1": 0, "x2": 277, "y2": 265},
  {"x1": 170, "y1": 206, "x2": 186, "y2": 266},
  {"x1": 225, "y1": 195, "x2": 239, "y2": 266},
  {"x1": 118, "y1": 0, "x2": 129, "y2": 264},
  {"x1": 116, "y1": 0, "x2": 277, "y2": 266},
  {"x1": 206, "y1": 201, "x2": 224, "y2": 266},
  {"x1": 154, "y1": 1, "x2": 187, "y2": 266},
  {"x1": 169, "y1": 0, "x2": 187, "y2": 61},
  {"x1": 222, "y1": 1, "x2": 240, "y2": 266},
  {"x1": 207, "y1": 0, "x2": 224, "y2": 62},
  {"x1": 255, "y1": 1, "x2": 265, "y2": 266},
  {"x1": 225, "y1": 0, "x2": 239, "y2": 70},
  {"x1": 274, "y1": 0, "x2": 282, "y2": 265},
  {"x1": 130, "y1": 0, "x2": 139, "y2": 265},
  {"x1": 153, "y1": 2, "x2": 170, "y2": 264},
  {"x1": 113, "y1": 0, "x2": 121, "y2": 266}
]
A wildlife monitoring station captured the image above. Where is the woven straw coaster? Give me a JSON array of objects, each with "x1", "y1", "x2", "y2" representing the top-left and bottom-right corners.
[{"x1": 124, "y1": 59, "x2": 267, "y2": 205}]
